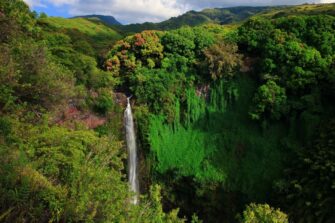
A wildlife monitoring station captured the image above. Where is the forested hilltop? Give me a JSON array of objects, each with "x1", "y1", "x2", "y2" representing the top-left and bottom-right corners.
[
  {"x1": 1, "y1": 0, "x2": 335, "y2": 223},
  {"x1": 114, "y1": 3, "x2": 335, "y2": 33}
]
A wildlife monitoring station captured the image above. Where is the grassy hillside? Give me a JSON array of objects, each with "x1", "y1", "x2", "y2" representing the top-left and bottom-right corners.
[
  {"x1": 38, "y1": 17, "x2": 123, "y2": 55},
  {"x1": 257, "y1": 3, "x2": 335, "y2": 18}
]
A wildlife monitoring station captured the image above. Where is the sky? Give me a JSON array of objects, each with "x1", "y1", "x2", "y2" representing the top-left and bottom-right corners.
[{"x1": 23, "y1": 0, "x2": 335, "y2": 24}]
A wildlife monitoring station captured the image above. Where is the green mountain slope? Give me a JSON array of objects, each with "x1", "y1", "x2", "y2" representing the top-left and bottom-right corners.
[{"x1": 38, "y1": 17, "x2": 123, "y2": 55}]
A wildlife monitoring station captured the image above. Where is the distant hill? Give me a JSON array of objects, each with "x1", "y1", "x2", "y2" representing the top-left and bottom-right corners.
[
  {"x1": 255, "y1": 3, "x2": 335, "y2": 18},
  {"x1": 74, "y1": 15, "x2": 122, "y2": 26},
  {"x1": 114, "y1": 3, "x2": 335, "y2": 34},
  {"x1": 114, "y1": 6, "x2": 276, "y2": 33}
]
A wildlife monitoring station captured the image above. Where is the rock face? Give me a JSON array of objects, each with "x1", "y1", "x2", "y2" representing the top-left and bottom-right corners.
[
  {"x1": 55, "y1": 92, "x2": 128, "y2": 129},
  {"x1": 56, "y1": 104, "x2": 107, "y2": 129},
  {"x1": 240, "y1": 57, "x2": 257, "y2": 73},
  {"x1": 114, "y1": 92, "x2": 128, "y2": 107},
  {"x1": 196, "y1": 84, "x2": 210, "y2": 99}
]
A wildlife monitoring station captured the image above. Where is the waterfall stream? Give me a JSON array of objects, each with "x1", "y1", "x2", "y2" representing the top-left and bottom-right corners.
[{"x1": 124, "y1": 97, "x2": 139, "y2": 204}]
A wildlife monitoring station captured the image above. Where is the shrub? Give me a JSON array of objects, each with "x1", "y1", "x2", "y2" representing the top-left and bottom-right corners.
[{"x1": 240, "y1": 203, "x2": 288, "y2": 223}]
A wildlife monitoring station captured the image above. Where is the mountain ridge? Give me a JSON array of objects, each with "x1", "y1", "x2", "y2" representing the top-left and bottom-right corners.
[
  {"x1": 112, "y1": 6, "x2": 277, "y2": 33},
  {"x1": 73, "y1": 14, "x2": 122, "y2": 26}
]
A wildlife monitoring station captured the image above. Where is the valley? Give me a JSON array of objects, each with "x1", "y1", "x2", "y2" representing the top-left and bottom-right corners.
[{"x1": 1, "y1": 1, "x2": 335, "y2": 222}]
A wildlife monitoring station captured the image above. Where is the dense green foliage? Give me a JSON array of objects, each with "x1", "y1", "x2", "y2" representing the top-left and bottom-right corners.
[
  {"x1": 203, "y1": 42, "x2": 242, "y2": 80},
  {"x1": 240, "y1": 203, "x2": 288, "y2": 223},
  {"x1": 249, "y1": 80, "x2": 287, "y2": 120},
  {"x1": 0, "y1": 122, "x2": 128, "y2": 222},
  {"x1": 148, "y1": 77, "x2": 286, "y2": 204},
  {"x1": 278, "y1": 121, "x2": 335, "y2": 222}
]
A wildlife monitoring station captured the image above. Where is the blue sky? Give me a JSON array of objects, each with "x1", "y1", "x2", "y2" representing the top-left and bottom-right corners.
[
  {"x1": 33, "y1": 4, "x2": 71, "y2": 17},
  {"x1": 23, "y1": 0, "x2": 335, "y2": 24}
]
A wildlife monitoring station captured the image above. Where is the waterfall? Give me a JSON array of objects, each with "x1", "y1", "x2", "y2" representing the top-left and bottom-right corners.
[{"x1": 124, "y1": 97, "x2": 139, "y2": 204}]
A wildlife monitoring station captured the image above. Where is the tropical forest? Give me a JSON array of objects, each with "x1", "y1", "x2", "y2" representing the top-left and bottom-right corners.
[{"x1": 1, "y1": 0, "x2": 335, "y2": 222}]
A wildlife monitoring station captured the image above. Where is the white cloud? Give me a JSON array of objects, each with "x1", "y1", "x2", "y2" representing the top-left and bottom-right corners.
[
  {"x1": 47, "y1": 0, "x2": 79, "y2": 6},
  {"x1": 23, "y1": 0, "x2": 335, "y2": 24},
  {"x1": 23, "y1": 0, "x2": 34, "y2": 6},
  {"x1": 23, "y1": 0, "x2": 46, "y2": 8},
  {"x1": 68, "y1": 0, "x2": 190, "y2": 23}
]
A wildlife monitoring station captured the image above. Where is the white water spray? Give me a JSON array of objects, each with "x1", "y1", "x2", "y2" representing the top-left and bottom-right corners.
[{"x1": 124, "y1": 97, "x2": 139, "y2": 204}]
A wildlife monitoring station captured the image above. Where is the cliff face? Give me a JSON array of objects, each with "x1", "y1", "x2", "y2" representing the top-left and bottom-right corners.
[
  {"x1": 55, "y1": 104, "x2": 106, "y2": 129},
  {"x1": 114, "y1": 92, "x2": 128, "y2": 107},
  {"x1": 54, "y1": 92, "x2": 128, "y2": 130}
]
